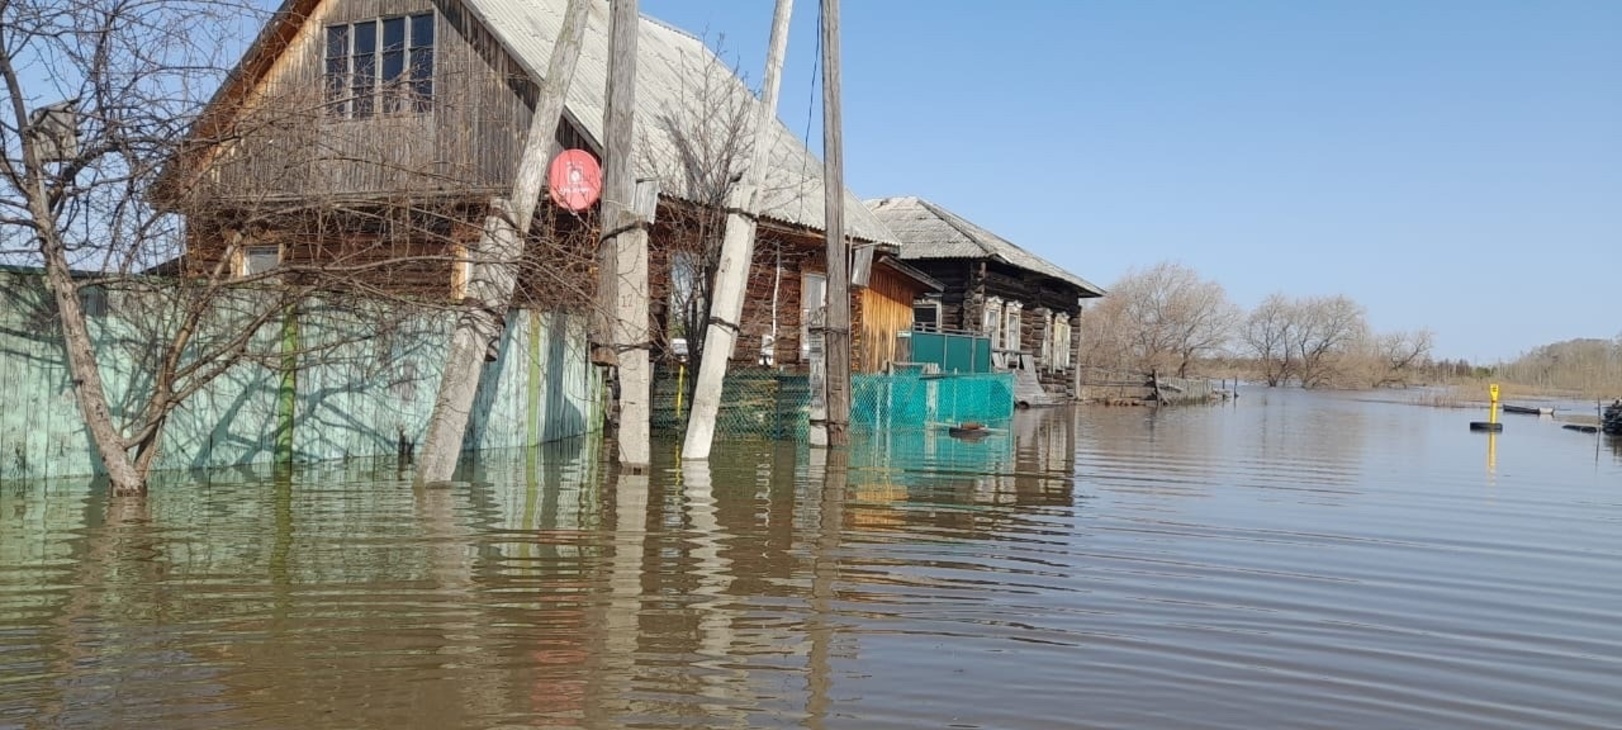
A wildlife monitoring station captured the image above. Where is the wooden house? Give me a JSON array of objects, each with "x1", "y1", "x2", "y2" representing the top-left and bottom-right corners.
[
  {"x1": 161, "y1": 0, "x2": 916, "y2": 373},
  {"x1": 864, "y1": 196, "x2": 1105, "y2": 402}
]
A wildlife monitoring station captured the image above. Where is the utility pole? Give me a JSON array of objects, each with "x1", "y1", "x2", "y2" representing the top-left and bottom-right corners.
[
  {"x1": 416, "y1": 0, "x2": 591, "y2": 484},
  {"x1": 681, "y1": 0, "x2": 795, "y2": 460},
  {"x1": 603, "y1": 0, "x2": 652, "y2": 469},
  {"x1": 820, "y1": 0, "x2": 851, "y2": 447}
]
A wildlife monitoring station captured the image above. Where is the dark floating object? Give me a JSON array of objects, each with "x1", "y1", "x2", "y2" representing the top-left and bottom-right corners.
[
  {"x1": 1604, "y1": 401, "x2": 1622, "y2": 436},
  {"x1": 1563, "y1": 424, "x2": 1599, "y2": 434},
  {"x1": 948, "y1": 421, "x2": 990, "y2": 440},
  {"x1": 1501, "y1": 404, "x2": 1554, "y2": 416},
  {"x1": 1469, "y1": 421, "x2": 1504, "y2": 433}
]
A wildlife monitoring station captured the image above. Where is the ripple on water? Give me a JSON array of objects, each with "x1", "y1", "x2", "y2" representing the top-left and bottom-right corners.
[{"x1": 2, "y1": 398, "x2": 1621, "y2": 728}]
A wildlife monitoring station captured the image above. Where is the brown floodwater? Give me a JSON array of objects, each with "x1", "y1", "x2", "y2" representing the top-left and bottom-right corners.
[{"x1": 3, "y1": 389, "x2": 1621, "y2": 729}]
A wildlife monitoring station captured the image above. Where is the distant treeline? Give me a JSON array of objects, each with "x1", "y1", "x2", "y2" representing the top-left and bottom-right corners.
[
  {"x1": 1077, "y1": 262, "x2": 1438, "y2": 389},
  {"x1": 1485, "y1": 338, "x2": 1622, "y2": 398},
  {"x1": 1074, "y1": 261, "x2": 1621, "y2": 396}
]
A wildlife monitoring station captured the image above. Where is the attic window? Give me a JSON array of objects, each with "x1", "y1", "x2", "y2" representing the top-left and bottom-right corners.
[{"x1": 326, "y1": 13, "x2": 435, "y2": 119}]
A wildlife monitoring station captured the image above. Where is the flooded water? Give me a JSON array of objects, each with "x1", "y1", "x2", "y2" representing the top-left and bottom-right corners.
[{"x1": 3, "y1": 389, "x2": 1621, "y2": 729}]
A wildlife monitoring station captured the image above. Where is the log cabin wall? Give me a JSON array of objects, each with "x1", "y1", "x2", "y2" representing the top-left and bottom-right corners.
[
  {"x1": 895, "y1": 256, "x2": 1089, "y2": 397},
  {"x1": 747, "y1": 226, "x2": 823, "y2": 370},
  {"x1": 639, "y1": 215, "x2": 824, "y2": 371},
  {"x1": 182, "y1": 203, "x2": 483, "y2": 299},
  {"x1": 904, "y1": 259, "x2": 975, "y2": 332}
]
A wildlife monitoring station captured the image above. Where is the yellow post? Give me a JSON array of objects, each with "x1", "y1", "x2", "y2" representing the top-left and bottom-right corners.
[
  {"x1": 676, "y1": 363, "x2": 687, "y2": 419},
  {"x1": 1488, "y1": 383, "x2": 1500, "y2": 426}
]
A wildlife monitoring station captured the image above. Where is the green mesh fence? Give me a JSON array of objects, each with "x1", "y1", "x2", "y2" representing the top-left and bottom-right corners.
[
  {"x1": 652, "y1": 367, "x2": 810, "y2": 441},
  {"x1": 651, "y1": 366, "x2": 1014, "y2": 441},
  {"x1": 851, "y1": 369, "x2": 1015, "y2": 432}
]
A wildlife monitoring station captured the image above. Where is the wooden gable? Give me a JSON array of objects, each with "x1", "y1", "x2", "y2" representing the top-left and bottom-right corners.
[{"x1": 176, "y1": 0, "x2": 593, "y2": 211}]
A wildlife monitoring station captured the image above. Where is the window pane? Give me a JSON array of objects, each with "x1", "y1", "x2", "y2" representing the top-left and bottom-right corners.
[
  {"x1": 411, "y1": 13, "x2": 434, "y2": 48},
  {"x1": 245, "y1": 246, "x2": 279, "y2": 275},
  {"x1": 382, "y1": 16, "x2": 405, "y2": 51},
  {"x1": 324, "y1": 57, "x2": 347, "y2": 114},
  {"x1": 326, "y1": 25, "x2": 348, "y2": 58},
  {"x1": 382, "y1": 49, "x2": 404, "y2": 111},
  {"x1": 382, "y1": 48, "x2": 404, "y2": 81},
  {"x1": 411, "y1": 48, "x2": 433, "y2": 111},
  {"x1": 352, "y1": 51, "x2": 375, "y2": 117},
  {"x1": 353, "y1": 20, "x2": 376, "y2": 54},
  {"x1": 409, "y1": 47, "x2": 433, "y2": 80}
]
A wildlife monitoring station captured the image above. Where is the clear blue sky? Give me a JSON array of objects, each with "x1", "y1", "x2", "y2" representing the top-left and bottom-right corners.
[{"x1": 642, "y1": 0, "x2": 1621, "y2": 363}]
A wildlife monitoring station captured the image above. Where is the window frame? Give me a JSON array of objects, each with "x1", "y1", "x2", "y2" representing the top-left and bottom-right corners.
[
  {"x1": 800, "y1": 272, "x2": 827, "y2": 362},
  {"x1": 1003, "y1": 301, "x2": 1023, "y2": 352},
  {"x1": 239, "y1": 243, "x2": 282, "y2": 278},
  {"x1": 911, "y1": 298, "x2": 941, "y2": 332},
  {"x1": 325, "y1": 12, "x2": 436, "y2": 119}
]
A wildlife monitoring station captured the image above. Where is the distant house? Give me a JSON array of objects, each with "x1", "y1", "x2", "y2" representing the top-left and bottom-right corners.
[
  {"x1": 865, "y1": 196, "x2": 1104, "y2": 401},
  {"x1": 161, "y1": 0, "x2": 916, "y2": 373}
]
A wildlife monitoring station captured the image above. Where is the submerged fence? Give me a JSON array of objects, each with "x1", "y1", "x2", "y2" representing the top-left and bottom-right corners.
[
  {"x1": 851, "y1": 370, "x2": 1015, "y2": 430},
  {"x1": 651, "y1": 365, "x2": 1015, "y2": 440},
  {"x1": 0, "y1": 271, "x2": 601, "y2": 481}
]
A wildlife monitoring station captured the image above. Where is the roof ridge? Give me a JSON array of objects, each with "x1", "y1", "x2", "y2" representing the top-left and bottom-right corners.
[
  {"x1": 916, "y1": 198, "x2": 1003, "y2": 262},
  {"x1": 640, "y1": 12, "x2": 703, "y2": 43}
]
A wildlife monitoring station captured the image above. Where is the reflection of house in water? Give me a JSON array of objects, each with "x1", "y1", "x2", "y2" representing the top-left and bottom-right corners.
[
  {"x1": 2, "y1": 422, "x2": 1087, "y2": 728},
  {"x1": 845, "y1": 410, "x2": 1078, "y2": 533}
]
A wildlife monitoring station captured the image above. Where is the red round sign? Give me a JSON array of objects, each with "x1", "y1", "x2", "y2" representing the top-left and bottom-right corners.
[{"x1": 548, "y1": 149, "x2": 602, "y2": 212}]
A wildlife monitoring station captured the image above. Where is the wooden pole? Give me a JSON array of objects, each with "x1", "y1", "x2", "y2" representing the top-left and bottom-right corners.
[
  {"x1": 603, "y1": 0, "x2": 652, "y2": 469},
  {"x1": 415, "y1": 0, "x2": 592, "y2": 484},
  {"x1": 681, "y1": 0, "x2": 795, "y2": 460},
  {"x1": 820, "y1": 0, "x2": 851, "y2": 447}
]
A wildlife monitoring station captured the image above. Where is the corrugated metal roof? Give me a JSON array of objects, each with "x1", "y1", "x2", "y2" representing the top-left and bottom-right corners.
[
  {"x1": 864, "y1": 196, "x2": 1104, "y2": 296},
  {"x1": 464, "y1": 0, "x2": 895, "y2": 243}
]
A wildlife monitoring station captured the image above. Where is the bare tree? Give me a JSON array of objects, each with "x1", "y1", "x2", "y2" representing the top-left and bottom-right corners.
[
  {"x1": 0, "y1": 0, "x2": 528, "y2": 493},
  {"x1": 1242, "y1": 293, "x2": 1296, "y2": 386},
  {"x1": 1078, "y1": 261, "x2": 1237, "y2": 377},
  {"x1": 643, "y1": 36, "x2": 754, "y2": 370},
  {"x1": 1287, "y1": 295, "x2": 1368, "y2": 389},
  {"x1": 0, "y1": 0, "x2": 275, "y2": 494},
  {"x1": 1370, "y1": 329, "x2": 1434, "y2": 387}
]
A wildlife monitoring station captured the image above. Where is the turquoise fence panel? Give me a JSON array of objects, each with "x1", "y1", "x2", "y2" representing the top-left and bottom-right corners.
[
  {"x1": 912, "y1": 333, "x2": 945, "y2": 370},
  {"x1": 0, "y1": 270, "x2": 603, "y2": 481},
  {"x1": 911, "y1": 331, "x2": 992, "y2": 374},
  {"x1": 851, "y1": 371, "x2": 1014, "y2": 432}
]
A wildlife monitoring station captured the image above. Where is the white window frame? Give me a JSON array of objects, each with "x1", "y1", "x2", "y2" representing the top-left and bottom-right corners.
[
  {"x1": 1004, "y1": 301, "x2": 1023, "y2": 352},
  {"x1": 982, "y1": 296, "x2": 1003, "y2": 344},
  {"x1": 239, "y1": 243, "x2": 281, "y2": 278},
  {"x1": 1053, "y1": 317, "x2": 1073, "y2": 370},
  {"x1": 801, "y1": 272, "x2": 827, "y2": 362},
  {"x1": 912, "y1": 298, "x2": 941, "y2": 332},
  {"x1": 1040, "y1": 310, "x2": 1054, "y2": 368}
]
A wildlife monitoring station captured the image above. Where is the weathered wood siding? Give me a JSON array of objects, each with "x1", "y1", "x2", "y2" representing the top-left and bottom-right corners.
[
  {"x1": 856, "y1": 264, "x2": 929, "y2": 373},
  {"x1": 189, "y1": 0, "x2": 591, "y2": 205},
  {"x1": 183, "y1": 205, "x2": 484, "y2": 297}
]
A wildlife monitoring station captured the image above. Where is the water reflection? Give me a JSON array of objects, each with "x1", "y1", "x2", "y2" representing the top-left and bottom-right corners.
[{"x1": 4, "y1": 396, "x2": 1622, "y2": 729}]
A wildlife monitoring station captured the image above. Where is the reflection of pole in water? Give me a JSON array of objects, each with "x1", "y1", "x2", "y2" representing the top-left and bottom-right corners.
[
  {"x1": 680, "y1": 459, "x2": 746, "y2": 722},
  {"x1": 598, "y1": 468, "x2": 649, "y2": 724},
  {"x1": 805, "y1": 447, "x2": 846, "y2": 730},
  {"x1": 1486, "y1": 430, "x2": 1498, "y2": 488}
]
